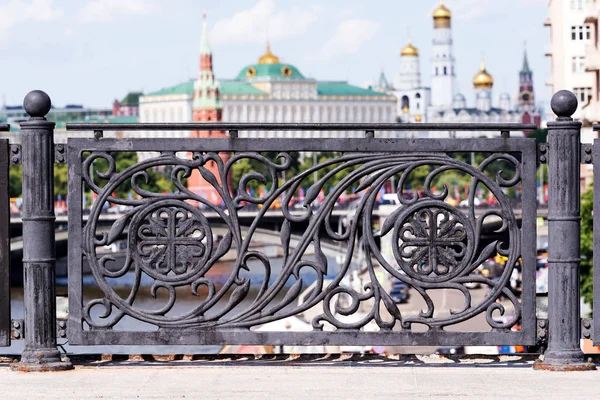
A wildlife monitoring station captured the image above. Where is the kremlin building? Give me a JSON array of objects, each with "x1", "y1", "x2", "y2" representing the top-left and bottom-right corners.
[
  {"x1": 386, "y1": 1, "x2": 541, "y2": 135},
  {"x1": 138, "y1": 15, "x2": 397, "y2": 154},
  {"x1": 139, "y1": 1, "x2": 541, "y2": 152}
]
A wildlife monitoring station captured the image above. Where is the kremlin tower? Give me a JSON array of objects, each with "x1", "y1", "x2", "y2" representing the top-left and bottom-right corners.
[
  {"x1": 187, "y1": 15, "x2": 229, "y2": 204},
  {"x1": 517, "y1": 49, "x2": 541, "y2": 127},
  {"x1": 431, "y1": 1, "x2": 457, "y2": 108}
]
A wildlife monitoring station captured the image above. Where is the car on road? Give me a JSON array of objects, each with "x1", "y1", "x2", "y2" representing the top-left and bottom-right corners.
[{"x1": 390, "y1": 278, "x2": 410, "y2": 303}]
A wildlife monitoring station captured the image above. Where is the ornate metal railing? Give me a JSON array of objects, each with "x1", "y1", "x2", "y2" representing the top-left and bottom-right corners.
[
  {"x1": 4, "y1": 90, "x2": 597, "y2": 372},
  {"x1": 0, "y1": 128, "x2": 10, "y2": 346},
  {"x1": 65, "y1": 135, "x2": 537, "y2": 346}
]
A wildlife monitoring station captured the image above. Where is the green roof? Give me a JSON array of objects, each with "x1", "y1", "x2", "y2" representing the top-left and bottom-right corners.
[
  {"x1": 121, "y1": 92, "x2": 143, "y2": 106},
  {"x1": 146, "y1": 79, "x2": 384, "y2": 99},
  {"x1": 236, "y1": 63, "x2": 304, "y2": 80},
  {"x1": 147, "y1": 80, "x2": 194, "y2": 96},
  {"x1": 147, "y1": 80, "x2": 266, "y2": 97},
  {"x1": 317, "y1": 82, "x2": 386, "y2": 96},
  {"x1": 220, "y1": 81, "x2": 266, "y2": 95},
  {"x1": 54, "y1": 115, "x2": 139, "y2": 129}
]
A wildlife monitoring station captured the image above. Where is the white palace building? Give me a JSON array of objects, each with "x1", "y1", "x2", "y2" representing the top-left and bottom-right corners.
[{"x1": 138, "y1": 15, "x2": 396, "y2": 145}]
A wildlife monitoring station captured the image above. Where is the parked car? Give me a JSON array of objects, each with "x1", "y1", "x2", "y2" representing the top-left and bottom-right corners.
[{"x1": 390, "y1": 278, "x2": 410, "y2": 303}]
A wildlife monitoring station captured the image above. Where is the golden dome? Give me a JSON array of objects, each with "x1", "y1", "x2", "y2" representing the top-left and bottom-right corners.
[
  {"x1": 415, "y1": 114, "x2": 422, "y2": 122},
  {"x1": 258, "y1": 43, "x2": 280, "y2": 64},
  {"x1": 401, "y1": 41, "x2": 419, "y2": 57},
  {"x1": 473, "y1": 60, "x2": 494, "y2": 89},
  {"x1": 433, "y1": 1, "x2": 452, "y2": 19}
]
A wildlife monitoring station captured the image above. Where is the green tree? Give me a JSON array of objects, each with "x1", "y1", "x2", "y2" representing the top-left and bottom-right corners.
[
  {"x1": 54, "y1": 163, "x2": 68, "y2": 199},
  {"x1": 527, "y1": 128, "x2": 548, "y2": 144},
  {"x1": 84, "y1": 151, "x2": 185, "y2": 199},
  {"x1": 229, "y1": 152, "x2": 302, "y2": 195},
  {"x1": 9, "y1": 164, "x2": 22, "y2": 198},
  {"x1": 580, "y1": 185, "x2": 593, "y2": 309}
]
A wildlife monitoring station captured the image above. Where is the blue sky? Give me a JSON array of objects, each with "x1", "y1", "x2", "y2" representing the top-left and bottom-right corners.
[{"x1": 0, "y1": 0, "x2": 550, "y2": 109}]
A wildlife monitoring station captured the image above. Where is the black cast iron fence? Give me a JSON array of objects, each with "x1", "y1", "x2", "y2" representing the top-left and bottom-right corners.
[
  {"x1": 65, "y1": 135, "x2": 537, "y2": 347},
  {"x1": 0, "y1": 90, "x2": 595, "y2": 372},
  {"x1": 0, "y1": 126, "x2": 11, "y2": 347}
]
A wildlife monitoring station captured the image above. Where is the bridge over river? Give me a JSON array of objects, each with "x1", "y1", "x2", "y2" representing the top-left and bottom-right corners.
[{"x1": 7, "y1": 204, "x2": 547, "y2": 284}]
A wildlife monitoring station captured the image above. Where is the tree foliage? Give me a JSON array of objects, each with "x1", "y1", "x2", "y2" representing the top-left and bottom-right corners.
[
  {"x1": 229, "y1": 152, "x2": 301, "y2": 194},
  {"x1": 580, "y1": 185, "x2": 593, "y2": 308}
]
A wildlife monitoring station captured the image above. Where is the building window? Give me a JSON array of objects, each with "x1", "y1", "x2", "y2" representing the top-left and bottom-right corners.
[
  {"x1": 415, "y1": 93, "x2": 421, "y2": 98},
  {"x1": 586, "y1": 25, "x2": 591, "y2": 40},
  {"x1": 573, "y1": 87, "x2": 593, "y2": 103},
  {"x1": 443, "y1": 66, "x2": 447, "y2": 75},
  {"x1": 571, "y1": 0, "x2": 589, "y2": 11},
  {"x1": 572, "y1": 56, "x2": 586, "y2": 72},
  {"x1": 401, "y1": 95, "x2": 410, "y2": 111},
  {"x1": 571, "y1": 25, "x2": 591, "y2": 41}
]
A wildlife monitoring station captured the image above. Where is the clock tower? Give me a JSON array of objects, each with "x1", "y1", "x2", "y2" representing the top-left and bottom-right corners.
[
  {"x1": 517, "y1": 48, "x2": 541, "y2": 127},
  {"x1": 518, "y1": 49, "x2": 534, "y2": 108}
]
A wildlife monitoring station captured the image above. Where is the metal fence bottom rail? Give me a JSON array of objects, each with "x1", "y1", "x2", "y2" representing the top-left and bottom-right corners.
[{"x1": 0, "y1": 352, "x2": 549, "y2": 367}]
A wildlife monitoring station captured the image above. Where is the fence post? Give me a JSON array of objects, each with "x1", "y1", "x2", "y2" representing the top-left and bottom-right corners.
[
  {"x1": 534, "y1": 90, "x2": 595, "y2": 371},
  {"x1": 11, "y1": 91, "x2": 72, "y2": 371}
]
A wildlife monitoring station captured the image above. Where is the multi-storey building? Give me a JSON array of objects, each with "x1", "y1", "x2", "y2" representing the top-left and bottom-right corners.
[
  {"x1": 545, "y1": 0, "x2": 600, "y2": 188},
  {"x1": 113, "y1": 92, "x2": 143, "y2": 117},
  {"x1": 0, "y1": 103, "x2": 115, "y2": 143}
]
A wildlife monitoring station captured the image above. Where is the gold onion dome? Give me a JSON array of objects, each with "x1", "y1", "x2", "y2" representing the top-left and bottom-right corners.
[
  {"x1": 258, "y1": 43, "x2": 280, "y2": 64},
  {"x1": 473, "y1": 61, "x2": 494, "y2": 89},
  {"x1": 401, "y1": 41, "x2": 419, "y2": 57},
  {"x1": 432, "y1": 1, "x2": 452, "y2": 19}
]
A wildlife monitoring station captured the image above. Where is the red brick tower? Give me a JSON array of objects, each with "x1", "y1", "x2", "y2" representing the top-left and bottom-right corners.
[{"x1": 188, "y1": 14, "x2": 229, "y2": 205}]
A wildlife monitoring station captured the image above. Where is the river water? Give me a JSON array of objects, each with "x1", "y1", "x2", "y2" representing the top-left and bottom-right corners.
[{"x1": 5, "y1": 245, "x2": 354, "y2": 355}]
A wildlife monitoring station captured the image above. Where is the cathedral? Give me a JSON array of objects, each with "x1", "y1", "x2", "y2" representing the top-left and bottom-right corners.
[{"x1": 385, "y1": 1, "x2": 541, "y2": 137}]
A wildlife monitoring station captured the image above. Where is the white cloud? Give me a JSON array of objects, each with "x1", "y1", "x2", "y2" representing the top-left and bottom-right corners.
[
  {"x1": 444, "y1": 0, "x2": 547, "y2": 21},
  {"x1": 79, "y1": 0, "x2": 159, "y2": 23},
  {"x1": 0, "y1": 0, "x2": 63, "y2": 40},
  {"x1": 320, "y1": 19, "x2": 380, "y2": 60},
  {"x1": 210, "y1": 0, "x2": 321, "y2": 46}
]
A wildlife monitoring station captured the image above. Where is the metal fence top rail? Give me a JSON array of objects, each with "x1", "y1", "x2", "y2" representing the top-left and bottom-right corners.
[
  {"x1": 0, "y1": 124, "x2": 9, "y2": 131},
  {"x1": 66, "y1": 122, "x2": 537, "y2": 132}
]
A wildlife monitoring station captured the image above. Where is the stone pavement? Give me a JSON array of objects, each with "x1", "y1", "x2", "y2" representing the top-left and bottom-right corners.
[{"x1": 1, "y1": 355, "x2": 600, "y2": 399}]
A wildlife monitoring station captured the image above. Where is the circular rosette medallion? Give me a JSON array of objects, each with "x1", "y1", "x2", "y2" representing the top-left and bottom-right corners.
[
  {"x1": 391, "y1": 200, "x2": 474, "y2": 283},
  {"x1": 128, "y1": 200, "x2": 213, "y2": 283}
]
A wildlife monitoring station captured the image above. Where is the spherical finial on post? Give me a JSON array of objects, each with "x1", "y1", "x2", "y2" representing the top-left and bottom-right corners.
[
  {"x1": 551, "y1": 90, "x2": 578, "y2": 119},
  {"x1": 23, "y1": 90, "x2": 51, "y2": 118}
]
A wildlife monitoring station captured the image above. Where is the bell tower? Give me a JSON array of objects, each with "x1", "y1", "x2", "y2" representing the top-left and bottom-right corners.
[{"x1": 431, "y1": 1, "x2": 457, "y2": 108}]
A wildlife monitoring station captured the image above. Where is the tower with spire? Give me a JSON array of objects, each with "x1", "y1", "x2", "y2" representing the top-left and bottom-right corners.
[
  {"x1": 518, "y1": 48, "x2": 535, "y2": 108},
  {"x1": 516, "y1": 46, "x2": 541, "y2": 127},
  {"x1": 431, "y1": 1, "x2": 457, "y2": 108},
  {"x1": 188, "y1": 14, "x2": 229, "y2": 204}
]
